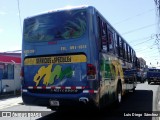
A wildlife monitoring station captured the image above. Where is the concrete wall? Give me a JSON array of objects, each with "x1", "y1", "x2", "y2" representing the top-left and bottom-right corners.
[{"x1": 1, "y1": 64, "x2": 21, "y2": 93}]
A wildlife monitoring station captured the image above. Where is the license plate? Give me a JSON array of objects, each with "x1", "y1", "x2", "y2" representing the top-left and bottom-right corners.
[{"x1": 49, "y1": 100, "x2": 59, "y2": 106}]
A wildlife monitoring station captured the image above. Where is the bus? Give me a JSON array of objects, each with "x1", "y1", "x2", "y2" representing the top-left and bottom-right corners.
[{"x1": 21, "y1": 6, "x2": 138, "y2": 111}]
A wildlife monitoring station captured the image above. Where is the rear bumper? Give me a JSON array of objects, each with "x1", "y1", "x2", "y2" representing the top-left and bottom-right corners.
[{"x1": 22, "y1": 90, "x2": 99, "y2": 110}]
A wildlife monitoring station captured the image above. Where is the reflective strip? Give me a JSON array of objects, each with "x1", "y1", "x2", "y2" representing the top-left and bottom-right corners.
[
  {"x1": 55, "y1": 87, "x2": 61, "y2": 89},
  {"x1": 83, "y1": 90, "x2": 98, "y2": 94},
  {"x1": 83, "y1": 90, "x2": 89, "y2": 93},
  {"x1": 65, "y1": 87, "x2": 71, "y2": 89},
  {"x1": 94, "y1": 90, "x2": 98, "y2": 93},
  {"x1": 46, "y1": 87, "x2": 51, "y2": 89},
  {"x1": 27, "y1": 86, "x2": 86, "y2": 89},
  {"x1": 22, "y1": 89, "x2": 28, "y2": 92},
  {"x1": 37, "y1": 86, "x2": 42, "y2": 89},
  {"x1": 76, "y1": 86, "x2": 83, "y2": 89},
  {"x1": 28, "y1": 86, "x2": 33, "y2": 89}
]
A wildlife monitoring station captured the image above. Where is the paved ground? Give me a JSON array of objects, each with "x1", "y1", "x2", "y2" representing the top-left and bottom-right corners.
[
  {"x1": 0, "y1": 96, "x2": 22, "y2": 110},
  {"x1": 0, "y1": 82, "x2": 159, "y2": 120}
]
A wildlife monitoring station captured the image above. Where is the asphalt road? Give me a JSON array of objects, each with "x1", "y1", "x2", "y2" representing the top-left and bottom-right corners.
[{"x1": 0, "y1": 81, "x2": 160, "y2": 120}]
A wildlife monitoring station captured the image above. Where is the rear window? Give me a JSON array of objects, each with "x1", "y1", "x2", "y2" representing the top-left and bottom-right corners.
[{"x1": 23, "y1": 9, "x2": 87, "y2": 42}]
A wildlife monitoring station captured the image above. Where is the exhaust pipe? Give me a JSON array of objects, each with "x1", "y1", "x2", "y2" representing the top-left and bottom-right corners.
[{"x1": 79, "y1": 97, "x2": 89, "y2": 104}]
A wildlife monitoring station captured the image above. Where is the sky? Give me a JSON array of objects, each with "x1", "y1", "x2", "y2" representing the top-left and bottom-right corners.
[{"x1": 0, "y1": 0, "x2": 159, "y2": 67}]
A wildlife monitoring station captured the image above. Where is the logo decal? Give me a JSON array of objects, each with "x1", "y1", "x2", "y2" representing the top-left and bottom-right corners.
[{"x1": 34, "y1": 64, "x2": 73, "y2": 86}]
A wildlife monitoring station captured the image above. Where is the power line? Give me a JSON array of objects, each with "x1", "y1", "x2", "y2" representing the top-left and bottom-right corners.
[
  {"x1": 135, "y1": 44, "x2": 156, "y2": 51},
  {"x1": 132, "y1": 38, "x2": 154, "y2": 46},
  {"x1": 122, "y1": 23, "x2": 156, "y2": 35},
  {"x1": 129, "y1": 35, "x2": 152, "y2": 43},
  {"x1": 137, "y1": 48, "x2": 159, "y2": 53},
  {"x1": 114, "y1": 8, "x2": 154, "y2": 25},
  {"x1": 144, "y1": 54, "x2": 160, "y2": 58}
]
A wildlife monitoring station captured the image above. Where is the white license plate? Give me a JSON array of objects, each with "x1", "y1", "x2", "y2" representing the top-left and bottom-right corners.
[{"x1": 49, "y1": 100, "x2": 59, "y2": 106}]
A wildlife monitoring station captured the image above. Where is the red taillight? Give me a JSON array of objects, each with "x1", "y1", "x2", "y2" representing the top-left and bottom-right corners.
[{"x1": 87, "y1": 64, "x2": 96, "y2": 80}]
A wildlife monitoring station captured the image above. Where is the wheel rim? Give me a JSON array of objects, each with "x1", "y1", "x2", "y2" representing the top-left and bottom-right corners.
[{"x1": 118, "y1": 92, "x2": 121, "y2": 103}]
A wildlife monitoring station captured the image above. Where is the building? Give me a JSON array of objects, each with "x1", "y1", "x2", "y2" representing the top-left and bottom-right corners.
[
  {"x1": 0, "y1": 52, "x2": 21, "y2": 94},
  {"x1": 138, "y1": 57, "x2": 146, "y2": 69}
]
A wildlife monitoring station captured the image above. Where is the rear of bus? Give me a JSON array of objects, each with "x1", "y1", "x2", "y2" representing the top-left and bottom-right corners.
[{"x1": 21, "y1": 6, "x2": 100, "y2": 110}]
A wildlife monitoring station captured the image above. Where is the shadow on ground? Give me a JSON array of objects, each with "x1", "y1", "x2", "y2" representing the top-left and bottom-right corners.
[{"x1": 37, "y1": 90, "x2": 153, "y2": 120}]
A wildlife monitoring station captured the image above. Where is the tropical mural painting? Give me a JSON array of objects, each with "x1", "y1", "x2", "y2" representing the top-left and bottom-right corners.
[
  {"x1": 34, "y1": 64, "x2": 73, "y2": 86},
  {"x1": 100, "y1": 56, "x2": 123, "y2": 80}
]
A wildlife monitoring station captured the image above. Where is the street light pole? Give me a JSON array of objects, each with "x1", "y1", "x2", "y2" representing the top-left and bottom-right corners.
[{"x1": 11, "y1": 60, "x2": 16, "y2": 95}]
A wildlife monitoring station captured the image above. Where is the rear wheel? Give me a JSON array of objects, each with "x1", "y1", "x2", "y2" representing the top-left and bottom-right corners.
[
  {"x1": 116, "y1": 83, "x2": 122, "y2": 106},
  {"x1": 148, "y1": 81, "x2": 151, "y2": 84}
]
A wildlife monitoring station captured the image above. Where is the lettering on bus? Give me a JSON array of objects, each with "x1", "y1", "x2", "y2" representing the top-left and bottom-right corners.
[
  {"x1": 34, "y1": 64, "x2": 73, "y2": 86},
  {"x1": 24, "y1": 55, "x2": 86, "y2": 65},
  {"x1": 36, "y1": 56, "x2": 71, "y2": 64},
  {"x1": 70, "y1": 45, "x2": 87, "y2": 50},
  {"x1": 24, "y1": 50, "x2": 35, "y2": 54}
]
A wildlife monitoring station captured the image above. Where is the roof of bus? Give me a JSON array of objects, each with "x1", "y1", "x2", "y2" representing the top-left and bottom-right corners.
[{"x1": 24, "y1": 5, "x2": 91, "y2": 20}]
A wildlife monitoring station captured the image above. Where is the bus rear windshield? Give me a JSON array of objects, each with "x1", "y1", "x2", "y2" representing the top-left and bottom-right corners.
[{"x1": 23, "y1": 9, "x2": 87, "y2": 42}]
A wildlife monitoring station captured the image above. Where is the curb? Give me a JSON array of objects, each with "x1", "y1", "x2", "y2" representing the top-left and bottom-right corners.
[{"x1": 0, "y1": 93, "x2": 21, "y2": 100}]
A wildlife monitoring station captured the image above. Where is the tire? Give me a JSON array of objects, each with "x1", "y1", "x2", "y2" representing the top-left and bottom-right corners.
[
  {"x1": 148, "y1": 81, "x2": 151, "y2": 84},
  {"x1": 116, "y1": 83, "x2": 122, "y2": 106},
  {"x1": 132, "y1": 87, "x2": 135, "y2": 92}
]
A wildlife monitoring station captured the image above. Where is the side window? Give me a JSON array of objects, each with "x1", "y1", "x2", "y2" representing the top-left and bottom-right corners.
[
  {"x1": 128, "y1": 46, "x2": 131, "y2": 62},
  {"x1": 122, "y1": 40, "x2": 125, "y2": 59},
  {"x1": 124, "y1": 42, "x2": 126, "y2": 60},
  {"x1": 119, "y1": 37, "x2": 124, "y2": 58},
  {"x1": 107, "y1": 29, "x2": 114, "y2": 52},
  {"x1": 128, "y1": 46, "x2": 132, "y2": 62},
  {"x1": 97, "y1": 16, "x2": 107, "y2": 51},
  {"x1": 97, "y1": 16, "x2": 102, "y2": 50},
  {"x1": 129, "y1": 47, "x2": 132, "y2": 62},
  {"x1": 131, "y1": 49, "x2": 133, "y2": 62},
  {"x1": 133, "y1": 51, "x2": 136, "y2": 66},
  {"x1": 113, "y1": 32, "x2": 118, "y2": 56},
  {"x1": 126, "y1": 44, "x2": 129, "y2": 61},
  {"x1": 7, "y1": 64, "x2": 14, "y2": 79},
  {"x1": 2, "y1": 64, "x2": 14, "y2": 79},
  {"x1": 101, "y1": 22, "x2": 107, "y2": 51},
  {"x1": 132, "y1": 50, "x2": 135, "y2": 63},
  {"x1": 117, "y1": 35, "x2": 120, "y2": 57}
]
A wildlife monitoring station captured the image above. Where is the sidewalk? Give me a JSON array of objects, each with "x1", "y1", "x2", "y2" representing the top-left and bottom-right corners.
[{"x1": 0, "y1": 91, "x2": 21, "y2": 100}]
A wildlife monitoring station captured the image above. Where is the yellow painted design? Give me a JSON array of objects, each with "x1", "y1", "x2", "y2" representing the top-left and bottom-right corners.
[
  {"x1": 34, "y1": 64, "x2": 52, "y2": 86},
  {"x1": 33, "y1": 64, "x2": 73, "y2": 86},
  {"x1": 111, "y1": 60, "x2": 124, "y2": 79}
]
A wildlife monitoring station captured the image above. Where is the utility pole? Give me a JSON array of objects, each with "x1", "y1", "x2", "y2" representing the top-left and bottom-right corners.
[
  {"x1": 154, "y1": 0, "x2": 160, "y2": 54},
  {"x1": 154, "y1": 0, "x2": 160, "y2": 16}
]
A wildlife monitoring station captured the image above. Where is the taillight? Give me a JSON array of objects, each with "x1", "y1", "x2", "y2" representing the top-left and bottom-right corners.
[{"x1": 87, "y1": 64, "x2": 96, "y2": 80}]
